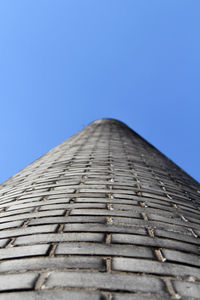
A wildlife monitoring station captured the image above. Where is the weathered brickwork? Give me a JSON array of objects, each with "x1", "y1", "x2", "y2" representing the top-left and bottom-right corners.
[{"x1": 0, "y1": 118, "x2": 199, "y2": 299}]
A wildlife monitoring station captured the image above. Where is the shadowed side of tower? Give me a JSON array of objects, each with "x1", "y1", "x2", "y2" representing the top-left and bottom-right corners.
[{"x1": 0, "y1": 119, "x2": 199, "y2": 299}]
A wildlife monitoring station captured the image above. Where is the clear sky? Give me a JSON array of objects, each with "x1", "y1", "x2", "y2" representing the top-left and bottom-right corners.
[{"x1": 0, "y1": 0, "x2": 199, "y2": 184}]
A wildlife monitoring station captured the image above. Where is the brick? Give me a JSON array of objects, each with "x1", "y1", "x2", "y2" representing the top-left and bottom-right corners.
[
  {"x1": 173, "y1": 281, "x2": 200, "y2": 298},
  {"x1": 0, "y1": 244, "x2": 49, "y2": 260},
  {"x1": 79, "y1": 188, "x2": 135, "y2": 195},
  {"x1": 14, "y1": 232, "x2": 105, "y2": 245},
  {"x1": 85, "y1": 180, "x2": 113, "y2": 185},
  {"x1": 112, "y1": 293, "x2": 161, "y2": 300},
  {"x1": 70, "y1": 208, "x2": 140, "y2": 218},
  {"x1": 0, "y1": 220, "x2": 23, "y2": 230},
  {"x1": 112, "y1": 257, "x2": 200, "y2": 279},
  {"x1": 141, "y1": 192, "x2": 174, "y2": 201},
  {"x1": 146, "y1": 200, "x2": 171, "y2": 207},
  {"x1": 111, "y1": 217, "x2": 146, "y2": 226},
  {"x1": 112, "y1": 234, "x2": 200, "y2": 254},
  {"x1": 180, "y1": 210, "x2": 200, "y2": 221},
  {"x1": 56, "y1": 242, "x2": 154, "y2": 258},
  {"x1": 112, "y1": 216, "x2": 187, "y2": 232},
  {"x1": 2, "y1": 197, "x2": 42, "y2": 210},
  {"x1": 45, "y1": 271, "x2": 166, "y2": 294},
  {"x1": 64, "y1": 223, "x2": 146, "y2": 235},
  {"x1": 113, "y1": 194, "x2": 136, "y2": 199},
  {"x1": 154, "y1": 229, "x2": 200, "y2": 245},
  {"x1": 7, "y1": 201, "x2": 55, "y2": 211},
  {"x1": 0, "y1": 225, "x2": 57, "y2": 240},
  {"x1": 39, "y1": 202, "x2": 106, "y2": 211},
  {"x1": 29, "y1": 216, "x2": 107, "y2": 225},
  {"x1": 75, "y1": 197, "x2": 138, "y2": 205},
  {"x1": 113, "y1": 185, "x2": 138, "y2": 190},
  {"x1": 77, "y1": 192, "x2": 112, "y2": 198},
  {"x1": 38, "y1": 204, "x2": 69, "y2": 210},
  {"x1": 0, "y1": 207, "x2": 33, "y2": 217},
  {"x1": 79, "y1": 184, "x2": 108, "y2": 189},
  {"x1": 0, "y1": 239, "x2": 9, "y2": 248},
  {"x1": 0, "y1": 256, "x2": 106, "y2": 273},
  {"x1": 0, "y1": 272, "x2": 38, "y2": 291},
  {"x1": 18, "y1": 189, "x2": 75, "y2": 199},
  {"x1": 90, "y1": 205, "x2": 183, "y2": 220},
  {"x1": 112, "y1": 204, "x2": 139, "y2": 210},
  {"x1": 52, "y1": 186, "x2": 77, "y2": 192},
  {"x1": 186, "y1": 215, "x2": 200, "y2": 225},
  {"x1": 148, "y1": 213, "x2": 189, "y2": 227},
  {"x1": 180, "y1": 205, "x2": 200, "y2": 215},
  {"x1": 162, "y1": 249, "x2": 200, "y2": 267},
  {"x1": 46, "y1": 194, "x2": 73, "y2": 199},
  {"x1": 5, "y1": 196, "x2": 42, "y2": 204},
  {"x1": 6, "y1": 198, "x2": 70, "y2": 211},
  {"x1": 0, "y1": 290, "x2": 106, "y2": 300},
  {"x1": 0, "y1": 210, "x2": 65, "y2": 224},
  {"x1": 153, "y1": 221, "x2": 196, "y2": 234}
]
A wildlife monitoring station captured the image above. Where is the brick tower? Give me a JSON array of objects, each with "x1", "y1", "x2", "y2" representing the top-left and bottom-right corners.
[{"x1": 0, "y1": 119, "x2": 199, "y2": 299}]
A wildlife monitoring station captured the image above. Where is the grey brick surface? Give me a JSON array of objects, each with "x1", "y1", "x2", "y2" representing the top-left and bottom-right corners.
[
  {"x1": 29, "y1": 216, "x2": 107, "y2": 225},
  {"x1": 6, "y1": 199, "x2": 70, "y2": 211},
  {"x1": 112, "y1": 294, "x2": 165, "y2": 300},
  {"x1": 112, "y1": 257, "x2": 200, "y2": 279},
  {"x1": 111, "y1": 216, "x2": 196, "y2": 233},
  {"x1": 0, "y1": 119, "x2": 199, "y2": 299},
  {"x1": 0, "y1": 209, "x2": 65, "y2": 224},
  {"x1": 63, "y1": 223, "x2": 147, "y2": 235},
  {"x1": 0, "y1": 273, "x2": 38, "y2": 291},
  {"x1": 112, "y1": 233, "x2": 200, "y2": 254},
  {"x1": 173, "y1": 281, "x2": 200, "y2": 298},
  {"x1": 14, "y1": 232, "x2": 105, "y2": 245},
  {"x1": 0, "y1": 239, "x2": 9, "y2": 248},
  {"x1": 70, "y1": 208, "x2": 140, "y2": 218},
  {"x1": 162, "y1": 249, "x2": 200, "y2": 267},
  {"x1": 154, "y1": 228, "x2": 200, "y2": 245},
  {"x1": 0, "y1": 225, "x2": 57, "y2": 239},
  {"x1": 0, "y1": 207, "x2": 34, "y2": 217},
  {"x1": 0, "y1": 291, "x2": 106, "y2": 300},
  {"x1": 56, "y1": 242, "x2": 154, "y2": 258},
  {"x1": 45, "y1": 271, "x2": 166, "y2": 294},
  {"x1": 0, "y1": 220, "x2": 24, "y2": 230},
  {"x1": 39, "y1": 202, "x2": 106, "y2": 211},
  {"x1": 0, "y1": 244, "x2": 49, "y2": 260},
  {"x1": 0, "y1": 256, "x2": 106, "y2": 272}
]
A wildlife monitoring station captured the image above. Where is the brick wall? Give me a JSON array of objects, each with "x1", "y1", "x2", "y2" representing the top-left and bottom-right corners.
[{"x1": 0, "y1": 119, "x2": 199, "y2": 299}]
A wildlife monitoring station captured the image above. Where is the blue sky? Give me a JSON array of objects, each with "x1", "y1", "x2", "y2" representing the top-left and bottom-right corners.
[{"x1": 0, "y1": 0, "x2": 199, "y2": 183}]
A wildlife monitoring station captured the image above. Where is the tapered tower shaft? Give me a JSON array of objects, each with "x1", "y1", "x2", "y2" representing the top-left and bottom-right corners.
[{"x1": 0, "y1": 119, "x2": 199, "y2": 299}]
